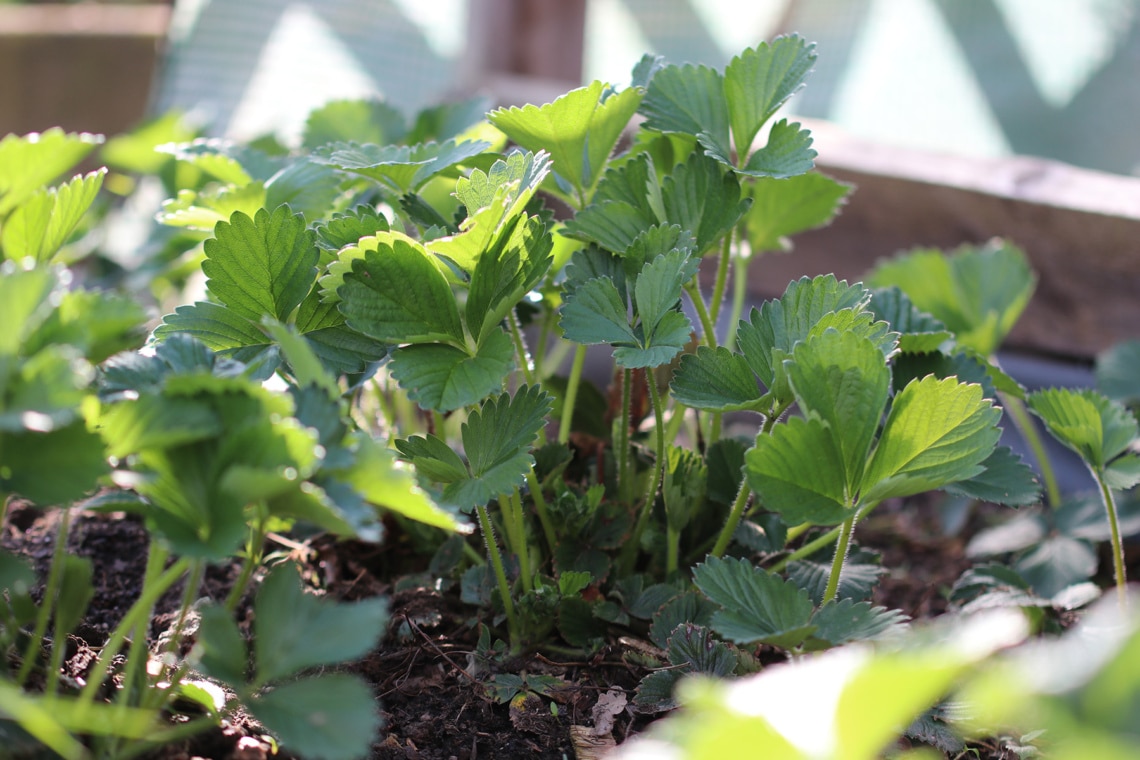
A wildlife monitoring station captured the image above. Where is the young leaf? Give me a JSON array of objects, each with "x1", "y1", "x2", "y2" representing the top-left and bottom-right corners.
[
  {"x1": 1028, "y1": 388, "x2": 1138, "y2": 471},
  {"x1": 157, "y1": 183, "x2": 267, "y2": 231},
  {"x1": 0, "y1": 129, "x2": 102, "y2": 215},
  {"x1": 636, "y1": 623, "x2": 738, "y2": 712},
  {"x1": 863, "y1": 376, "x2": 1001, "y2": 502},
  {"x1": 336, "y1": 237, "x2": 464, "y2": 345},
  {"x1": 387, "y1": 330, "x2": 515, "y2": 413},
  {"x1": 201, "y1": 206, "x2": 318, "y2": 323},
  {"x1": 730, "y1": 119, "x2": 816, "y2": 179},
  {"x1": 723, "y1": 36, "x2": 817, "y2": 157},
  {"x1": 455, "y1": 149, "x2": 551, "y2": 219},
  {"x1": 489, "y1": 82, "x2": 642, "y2": 203},
  {"x1": 253, "y1": 563, "x2": 388, "y2": 684},
  {"x1": 744, "y1": 416, "x2": 851, "y2": 525},
  {"x1": 633, "y1": 248, "x2": 698, "y2": 348},
  {"x1": 692, "y1": 556, "x2": 816, "y2": 648},
  {"x1": 313, "y1": 206, "x2": 391, "y2": 252},
  {"x1": 786, "y1": 329, "x2": 891, "y2": 494},
  {"x1": 249, "y1": 674, "x2": 381, "y2": 760},
  {"x1": 465, "y1": 214, "x2": 553, "y2": 343},
  {"x1": 2, "y1": 169, "x2": 105, "y2": 263},
  {"x1": 745, "y1": 171, "x2": 851, "y2": 253}
]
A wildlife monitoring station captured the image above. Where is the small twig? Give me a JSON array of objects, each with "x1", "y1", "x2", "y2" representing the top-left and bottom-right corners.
[{"x1": 404, "y1": 614, "x2": 479, "y2": 685}]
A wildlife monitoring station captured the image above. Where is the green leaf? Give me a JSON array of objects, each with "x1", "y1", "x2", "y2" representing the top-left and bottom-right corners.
[
  {"x1": 745, "y1": 171, "x2": 851, "y2": 253},
  {"x1": 787, "y1": 546, "x2": 884, "y2": 605},
  {"x1": 864, "y1": 376, "x2": 1001, "y2": 502},
  {"x1": 54, "y1": 555, "x2": 94, "y2": 642},
  {"x1": 640, "y1": 63, "x2": 731, "y2": 160},
  {"x1": 867, "y1": 287, "x2": 953, "y2": 354},
  {"x1": 461, "y1": 385, "x2": 551, "y2": 490},
  {"x1": 465, "y1": 214, "x2": 553, "y2": 343},
  {"x1": 562, "y1": 154, "x2": 660, "y2": 253},
  {"x1": 387, "y1": 329, "x2": 514, "y2": 413},
  {"x1": 194, "y1": 603, "x2": 249, "y2": 687},
  {"x1": 867, "y1": 240, "x2": 1036, "y2": 356},
  {"x1": 261, "y1": 320, "x2": 339, "y2": 397},
  {"x1": 786, "y1": 329, "x2": 891, "y2": 494},
  {"x1": 98, "y1": 395, "x2": 222, "y2": 458},
  {"x1": 313, "y1": 206, "x2": 390, "y2": 252},
  {"x1": 731, "y1": 119, "x2": 816, "y2": 179},
  {"x1": 1015, "y1": 535, "x2": 1098, "y2": 598},
  {"x1": 336, "y1": 237, "x2": 464, "y2": 344},
  {"x1": 157, "y1": 183, "x2": 268, "y2": 231},
  {"x1": 250, "y1": 674, "x2": 381, "y2": 760},
  {"x1": 2, "y1": 169, "x2": 105, "y2": 263},
  {"x1": 692, "y1": 556, "x2": 816, "y2": 648},
  {"x1": 809, "y1": 599, "x2": 907, "y2": 648},
  {"x1": 634, "y1": 248, "x2": 698, "y2": 346},
  {"x1": 0, "y1": 264, "x2": 56, "y2": 359},
  {"x1": 339, "y1": 434, "x2": 463, "y2": 531},
  {"x1": 265, "y1": 160, "x2": 341, "y2": 221},
  {"x1": 1028, "y1": 388, "x2": 1138, "y2": 471},
  {"x1": 1104, "y1": 453, "x2": 1140, "y2": 490},
  {"x1": 724, "y1": 36, "x2": 817, "y2": 157},
  {"x1": 302, "y1": 98, "x2": 407, "y2": 149},
  {"x1": 559, "y1": 276, "x2": 638, "y2": 347},
  {"x1": 736, "y1": 274, "x2": 872, "y2": 395},
  {"x1": 489, "y1": 82, "x2": 642, "y2": 201},
  {"x1": 396, "y1": 434, "x2": 468, "y2": 484},
  {"x1": 648, "y1": 590, "x2": 718, "y2": 649},
  {"x1": 1, "y1": 422, "x2": 108, "y2": 505},
  {"x1": 154, "y1": 301, "x2": 271, "y2": 363},
  {"x1": 254, "y1": 563, "x2": 388, "y2": 684},
  {"x1": 201, "y1": 206, "x2": 317, "y2": 323},
  {"x1": 944, "y1": 445, "x2": 1041, "y2": 506},
  {"x1": 669, "y1": 346, "x2": 764, "y2": 412},
  {"x1": 455, "y1": 149, "x2": 551, "y2": 218},
  {"x1": 312, "y1": 139, "x2": 490, "y2": 193},
  {"x1": 156, "y1": 139, "x2": 260, "y2": 185},
  {"x1": 659, "y1": 152, "x2": 751, "y2": 254},
  {"x1": 0, "y1": 128, "x2": 102, "y2": 215},
  {"x1": 745, "y1": 416, "x2": 851, "y2": 525},
  {"x1": 1097, "y1": 339, "x2": 1140, "y2": 407}
]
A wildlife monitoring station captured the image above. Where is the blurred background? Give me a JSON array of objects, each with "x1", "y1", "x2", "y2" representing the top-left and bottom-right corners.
[{"x1": 3, "y1": 0, "x2": 1140, "y2": 176}]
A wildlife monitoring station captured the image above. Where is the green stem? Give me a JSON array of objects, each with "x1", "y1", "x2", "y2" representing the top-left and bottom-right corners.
[
  {"x1": 526, "y1": 466, "x2": 556, "y2": 557},
  {"x1": 109, "y1": 542, "x2": 171, "y2": 711},
  {"x1": 534, "y1": 308, "x2": 554, "y2": 379},
  {"x1": 708, "y1": 411, "x2": 722, "y2": 446},
  {"x1": 617, "y1": 368, "x2": 633, "y2": 503},
  {"x1": 823, "y1": 517, "x2": 856, "y2": 605},
  {"x1": 79, "y1": 557, "x2": 191, "y2": 705},
  {"x1": 225, "y1": 509, "x2": 268, "y2": 613},
  {"x1": 1001, "y1": 391, "x2": 1061, "y2": 508},
  {"x1": 504, "y1": 490, "x2": 532, "y2": 594},
  {"x1": 767, "y1": 526, "x2": 839, "y2": 574},
  {"x1": 666, "y1": 524, "x2": 681, "y2": 576},
  {"x1": 476, "y1": 504, "x2": 519, "y2": 648},
  {"x1": 1093, "y1": 466, "x2": 1128, "y2": 611},
  {"x1": 724, "y1": 243, "x2": 752, "y2": 353},
  {"x1": 558, "y1": 345, "x2": 588, "y2": 444},
  {"x1": 508, "y1": 308, "x2": 535, "y2": 387},
  {"x1": 784, "y1": 522, "x2": 812, "y2": 543},
  {"x1": 18, "y1": 507, "x2": 73, "y2": 688},
  {"x1": 663, "y1": 399, "x2": 688, "y2": 450},
  {"x1": 621, "y1": 375, "x2": 668, "y2": 575},
  {"x1": 709, "y1": 230, "x2": 734, "y2": 328},
  {"x1": 685, "y1": 280, "x2": 718, "y2": 348},
  {"x1": 711, "y1": 480, "x2": 752, "y2": 558}
]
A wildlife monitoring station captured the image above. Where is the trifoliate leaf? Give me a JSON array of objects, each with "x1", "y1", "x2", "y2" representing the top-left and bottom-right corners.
[
  {"x1": 669, "y1": 346, "x2": 764, "y2": 412},
  {"x1": 313, "y1": 206, "x2": 390, "y2": 252},
  {"x1": 1028, "y1": 388, "x2": 1138, "y2": 471},
  {"x1": 722, "y1": 119, "x2": 815, "y2": 179},
  {"x1": 312, "y1": 139, "x2": 490, "y2": 193},
  {"x1": 489, "y1": 82, "x2": 642, "y2": 203},
  {"x1": 944, "y1": 445, "x2": 1040, "y2": 506},
  {"x1": 745, "y1": 171, "x2": 851, "y2": 253},
  {"x1": 692, "y1": 556, "x2": 816, "y2": 648},
  {"x1": 254, "y1": 563, "x2": 388, "y2": 684},
  {"x1": 1096, "y1": 339, "x2": 1140, "y2": 407},
  {"x1": 867, "y1": 240, "x2": 1035, "y2": 356},
  {"x1": 250, "y1": 674, "x2": 381, "y2": 760},
  {"x1": 621, "y1": 224, "x2": 695, "y2": 281},
  {"x1": 455, "y1": 149, "x2": 551, "y2": 218},
  {"x1": 2, "y1": 169, "x2": 105, "y2": 263},
  {"x1": 867, "y1": 287, "x2": 952, "y2": 353},
  {"x1": 462, "y1": 385, "x2": 551, "y2": 483},
  {"x1": 1105, "y1": 453, "x2": 1140, "y2": 490},
  {"x1": 387, "y1": 329, "x2": 514, "y2": 413},
  {"x1": 154, "y1": 301, "x2": 271, "y2": 364},
  {"x1": 723, "y1": 36, "x2": 817, "y2": 157},
  {"x1": 786, "y1": 329, "x2": 891, "y2": 494},
  {"x1": 0, "y1": 128, "x2": 102, "y2": 215},
  {"x1": 291, "y1": 294, "x2": 388, "y2": 375},
  {"x1": 864, "y1": 376, "x2": 1001, "y2": 502},
  {"x1": 302, "y1": 98, "x2": 407, "y2": 149},
  {"x1": 667, "y1": 621, "x2": 737, "y2": 673},
  {"x1": 745, "y1": 416, "x2": 851, "y2": 526},
  {"x1": 336, "y1": 237, "x2": 464, "y2": 344},
  {"x1": 395, "y1": 434, "x2": 468, "y2": 484},
  {"x1": 201, "y1": 206, "x2": 317, "y2": 323},
  {"x1": 634, "y1": 248, "x2": 698, "y2": 345},
  {"x1": 809, "y1": 599, "x2": 907, "y2": 647},
  {"x1": 659, "y1": 152, "x2": 751, "y2": 254},
  {"x1": 639, "y1": 62, "x2": 731, "y2": 160}
]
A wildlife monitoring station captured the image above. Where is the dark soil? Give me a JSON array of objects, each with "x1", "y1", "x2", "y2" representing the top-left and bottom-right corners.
[{"x1": 0, "y1": 496, "x2": 1101, "y2": 760}]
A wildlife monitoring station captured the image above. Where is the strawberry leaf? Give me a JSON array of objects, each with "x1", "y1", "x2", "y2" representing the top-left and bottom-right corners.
[
  {"x1": 723, "y1": 36, "x2": 817, "y2": 156},
  {"x1": 731, "y1": 119, "x2": 816, "y2": 179},
  {"x1": 692, "y1": 556, "x2": 816, "y2": 648},
  {"x1": 808, "y1": 599, "x2": 908, "y2": 648},
  {"x1": 944, "y1": 445, "x2": 1041, "y2": 506},
  {"x1": 154, "y1": 301, "x2": 272, "y2": 364},
  {"x1": 659, "y1": 152, "x2": 751, "y2": 254},
  {"x1": 640, "y1": 62, "x2": 731, "y2": 160},
  {"x1": 2, "y1": 169, "x2": 105, "y2": 263},
  {"x1": 669, "y1": 346, "x2": 765, "y2": 412},
  {"x1": 745, "y1": 416, "x2": 852, "y2": 525},
  {"x1": 387, "y1": 329, "x2": 515, "y2": 413},
  {"x1": 313, "y1": 206, "x2": 391, "y2": 252},
  {"x1": 745, "y1": 171, "x2": 851, "y2": 253},
  {"x1": 0, "y1": 129, "x2": 102, "y2": 215},
  {"x1": 250, "y1": 674, "x2": 381, "y2": 760},
  {"x1": 312, "y1": 138, "x2": 490, "y2": 193},
  {"x1": 1028, "y1": 388, "x2": 1138, "y2": 471}
]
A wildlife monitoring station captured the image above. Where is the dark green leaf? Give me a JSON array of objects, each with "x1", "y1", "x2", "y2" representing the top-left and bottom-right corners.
[
  {"x1": 787, "y1": 546, "x2": 884, "y2": 606},
  {"x1": 659, "y1": 152, "x2": 751, "y2": 254},
  {"x1": 670, "y1": 346, "x2": 763, "y2": 412},
  {"x1": 154, "y1": 301, "x2": 271, "y2": 363},
  {"x1": 723, "y1": 36, "x2": 817, "y2": 157},
  {"x1": 312, "y1": 139, "x2": 490, "y2": 193},
  {"x1": 733, "y1": 120, "x2": 816, "y2": 179},
  {"x1": 387, "y1": 329, "x2": 514, "y2": 413},
  {"x1": 195, "y1": 603, "x2": 248, "y2": 688},
  {"x1": 745, "y1": 171, "x2": 851, "y2": 253},
  {"x1": 867, "y1": 287, "x2": 952, "y2": 354},
  {"x1": 808, "y1": 599, "x2": 907, "y2": 648},
  {"x1": 1096, "y1": 339, "x2": 1140, "y2": 407},
  {"x1": 640, "y1": 63, "x2": 731, "y2": 160},
  {"x1": 1, "y1": 422, "x2": 108, "y2": 505},
  {"x1": 648, "y1": 590, "x2": 718, "y2": 650},
  {"x1": 745, "y1": 416, "x2": 851, "y2": 526},
  {"x1": 265, "y1": 160, "x2": 341, "y2": 220},
  {"x1": 54, "y1": 555, "x2": 94, "y2": 641},
  {"x1": 250, "y1": 674, "x2": 381, "y2": 760},
  {"x1": 944, "y1": 445, "x2": 1040, "y2": 506},
  {"x1": 559, "y1": 276, "x2": 638, "y2": 347},
  {"x1": 313, "y1": 207, "x2": 390, "y2": 252},
  {"x1": 692, "y1": 556, "x2": 816, "y2": 648},
  {"x1": 1015, "y1": 535, "x2": 1098, "y2": 598}
]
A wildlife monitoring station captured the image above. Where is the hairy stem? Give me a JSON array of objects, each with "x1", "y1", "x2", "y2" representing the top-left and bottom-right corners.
[
  {"x1": 621, "y1": 376, "x2": 668, "y2": 575},
  {"x1": 526, "y1": 465, "x2": 557, "y2": 557},
  {"x1": 508, "y1": 307, "x2": 535, "y2": 387},
  {"x1": 225, "y1": 510, "x2": 268, "y2": 613},
  {"x1": 724, "y1": 243, "x2": 752, "y2": 353},
  {"x1": 711, "y1": 480, "x2": 752, "y2": 558},
  {"x1": 1094, "y1": 465, "x2": 1129, "y2": 611},
  {"x1": 685, "y1": 280, "x2": 719, "y2": 349},
  {"x1": 823, "y1": 516, "x2": 856, "y2": 605},
  {"x1": 617, "y1": 368, "x2": 633, "y2": 503},
  {"x1": 18, "y1": 507, "x2": 73, "y2": 688},
  {"x1": 709, "y1": 230, "x2": 734, "y2": 328},
  {"x1": 558, "y1": 345, "x2": 588, "y2": 444},
  {"x1": 1001, "y1": 391, "x2": 1061, "y2": 508},
  {"x1": 504, "y1": 490, "x2": 533, "y2": 593},
  {"x1": 476, "y1": 504, "x2": 519, "y2": 647}
]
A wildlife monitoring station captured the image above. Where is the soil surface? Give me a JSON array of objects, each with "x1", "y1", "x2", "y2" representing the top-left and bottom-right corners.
[{"x1": 0, "y1": 496, "x2": 1119, "y2": 759}]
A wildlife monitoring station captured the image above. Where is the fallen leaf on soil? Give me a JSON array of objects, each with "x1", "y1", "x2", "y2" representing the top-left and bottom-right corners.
[{"x1": 591, "y1": 689, "x2": 628, "y2": 735}]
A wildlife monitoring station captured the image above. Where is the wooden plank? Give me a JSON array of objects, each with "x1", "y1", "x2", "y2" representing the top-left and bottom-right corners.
[
  {"x1": 754, "y1": 118, "x2": 1140, "y2": 360},
  {"x1": 464, "y1": 0, "x2": 586, "y2": 88}
]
